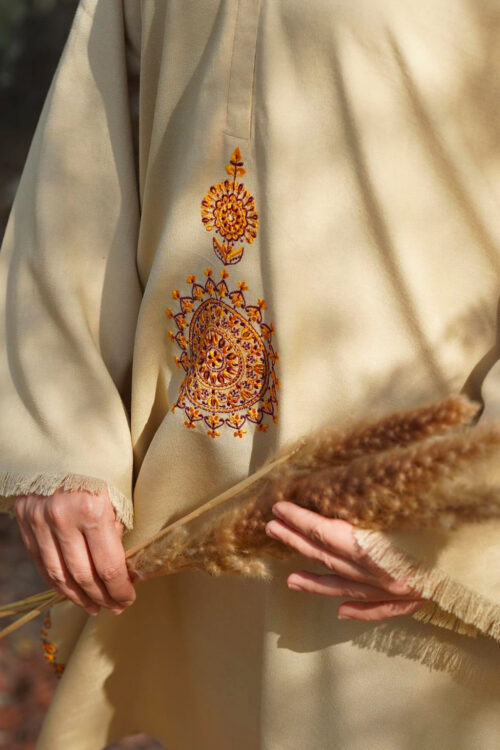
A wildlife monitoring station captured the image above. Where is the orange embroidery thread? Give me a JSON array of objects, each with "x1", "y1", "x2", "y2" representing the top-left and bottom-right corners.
[
  {"x1": 168, "y1": 268, "x2": 279, "y2": 438},
  {"x1": 40, "y1": 610, "x2": 65, "y2": 678},
  {"x1": 201, "y1": 147, "x2": 258, "y2": 265},
  {"x1": 168, "y1": 148, "x2": 279, "y2": 438}
]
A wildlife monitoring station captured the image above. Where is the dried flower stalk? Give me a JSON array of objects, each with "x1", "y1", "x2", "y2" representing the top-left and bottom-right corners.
[
  {"x1": 2, "y1": 392, "x2": 499, "y2": 638},
  {"x1": 291, "y1": 392, "x2": 481, "y2": 469},
  {"x1": 129, "y1": 394, "x2": 500, "y2": 580}
]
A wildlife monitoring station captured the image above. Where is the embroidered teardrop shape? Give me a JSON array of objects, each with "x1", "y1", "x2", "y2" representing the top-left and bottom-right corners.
[
  {"x1": 184, "y1": 298, "x2": 269, "y2": 413},
  {"x1": 168, "y1": 269, "x2": 279, "y2": 438}
]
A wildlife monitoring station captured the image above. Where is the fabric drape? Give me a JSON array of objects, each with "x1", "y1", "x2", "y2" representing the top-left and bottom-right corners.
[
  {"x1": 0, "y1": 0, "x2": 142, "y2": 529},
  {"x1": 1, "y1": 1, "x2": 500, "y2": 748}
]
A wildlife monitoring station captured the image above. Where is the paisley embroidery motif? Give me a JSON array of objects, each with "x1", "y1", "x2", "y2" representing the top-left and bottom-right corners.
[
  {"x1": 168, "y1": 148, "x2": 278, "y2": 438},
  {"x1": 40, "y1": 610, "x2": 65, "y2": 678},
  {"x1": 201, "y1": 147, "x2": 258, "y2": 265},
  {"x1": 167, "y1": 268, "x2": 279, "y2": 438}
]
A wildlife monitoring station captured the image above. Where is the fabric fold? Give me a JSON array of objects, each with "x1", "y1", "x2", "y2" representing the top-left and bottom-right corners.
[
  {"x1": 4, "y1": 0, "x2": 500, "y2": 746},
  {"x1": 353, "y1": 516, "x2": 500, "y2": 673},
  {"x1": 0, "y1": 0, "x2": 142, "y2": 530}
]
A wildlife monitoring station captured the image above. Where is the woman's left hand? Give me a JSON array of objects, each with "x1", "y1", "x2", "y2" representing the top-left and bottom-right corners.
[{"x1": 265, "y1": 501, "x2": 427, "y2": 621}]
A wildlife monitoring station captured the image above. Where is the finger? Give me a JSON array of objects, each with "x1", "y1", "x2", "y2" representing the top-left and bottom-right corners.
[
  {"x1": 15, "y1": 502, "x2": 54, "y2": 589},
  {"x1": 70, "y1": 491, "x2": 135, "y2": 610},
  {"x1": 83, "y1": 520, "x2": 136, "y2": 608},
  {"x1": 272, "y1": 502, "x2": 372, "y2": 560},
  {"x1": 266, "y1": 517, "x2": 414, "y2": 596},
  {"x1": 266, "y1": 518, "x2": 378, "y2": 584},
  {"x1": 286, "y1": 571, "x2": 423, "y2": 601},
  {"x1": 50, "y1": 522, "x2": 124, "y2": 614},
  {"x1": 26, "y1": 496, "x2": 99, "y2": 615},
  {"x1": 337, "y1": 599, "x2": 427, "y2": 621},
  {"x1": 270, "y1": 502, "x2": 416, "y2": 595}
]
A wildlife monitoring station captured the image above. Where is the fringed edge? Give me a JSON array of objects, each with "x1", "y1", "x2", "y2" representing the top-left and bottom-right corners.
[
  {"x1": 0, "y1": 471, "x2": 134, "y2": 530},
  {"x1": 353, "y1": 528, "x2": 500, "y2": 642},
  {"x1": 351, "y1": 622, "x2": 499, "y2": 690}
]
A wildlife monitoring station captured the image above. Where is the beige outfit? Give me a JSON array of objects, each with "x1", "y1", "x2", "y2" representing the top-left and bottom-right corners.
[{"x1": 1, "y1": 1, "x2": 500, "y2": 747}]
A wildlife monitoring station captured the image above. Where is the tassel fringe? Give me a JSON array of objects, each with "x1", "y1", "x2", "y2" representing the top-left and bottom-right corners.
[
  {"x1": 0, "y1": 471, "x2": 134, "y2": 530},
  {"x1": 352, "y1": 622, "x2": 499, "y2": 689},
  {"x1": 353, "y1": 528, "x2": 500, "y2": 642}
]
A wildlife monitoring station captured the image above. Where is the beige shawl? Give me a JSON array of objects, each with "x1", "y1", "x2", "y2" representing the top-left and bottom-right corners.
[{"x1": 1, "y1": 1, "x2": 500, "y2": 748}]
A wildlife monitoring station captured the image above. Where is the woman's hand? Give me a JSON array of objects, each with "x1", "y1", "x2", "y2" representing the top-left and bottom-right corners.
[
  {"x1": 265, "y1": 501, "x2": 427, "y2": 621},
  {"x1": 13, "y1": 488, "x2": 136, "y2": 617}
]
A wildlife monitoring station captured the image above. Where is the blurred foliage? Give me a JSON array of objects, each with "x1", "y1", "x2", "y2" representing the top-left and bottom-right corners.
[
  {"x1": 0, "y1": 0, "x2": 60, "y2": 87},
  {"x1": 0, "y1": 0, "x2": 77, "y2": 124},
  {"x1": 0, "y1": 0, "x2": 78, "y2": 238}
]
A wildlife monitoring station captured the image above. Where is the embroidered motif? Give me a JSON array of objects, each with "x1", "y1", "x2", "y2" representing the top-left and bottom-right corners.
[
  {"x1": 40, "y1": 610, "x2": 65, "y2": 678},
  {"x1": 201, "y1": 147, "x2": 258, "y2": 265},
  {"x1": 167, "y1": 268, "x2": 279, "y2": 438},
  {"x1": 168, "y1": 148, "x2": 278, "y2": 438}
]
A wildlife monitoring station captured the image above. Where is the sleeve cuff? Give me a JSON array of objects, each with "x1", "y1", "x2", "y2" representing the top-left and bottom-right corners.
[{"x1": 0, "y1": 471, "x2": 134, "y2": 531}]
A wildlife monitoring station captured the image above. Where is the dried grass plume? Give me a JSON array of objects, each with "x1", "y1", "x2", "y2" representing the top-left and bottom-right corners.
[{"x1": 128, "y1": 393, "x2": 500, "y2": 581}]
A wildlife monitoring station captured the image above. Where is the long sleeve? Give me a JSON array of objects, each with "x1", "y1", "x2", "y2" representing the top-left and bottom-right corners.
[{"x1": 0, "y1": 0, "x2": 142, "y2": 530}]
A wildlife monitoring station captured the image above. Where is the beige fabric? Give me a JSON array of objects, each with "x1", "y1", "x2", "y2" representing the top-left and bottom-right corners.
[{"x1": 1, "y1": 0, "x2": 500, "y2": 747}]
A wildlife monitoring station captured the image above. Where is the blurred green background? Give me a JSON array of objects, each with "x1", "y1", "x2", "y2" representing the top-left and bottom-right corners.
[{"x1": 0, "y1": 4, "x2": 163, "y2": 748}]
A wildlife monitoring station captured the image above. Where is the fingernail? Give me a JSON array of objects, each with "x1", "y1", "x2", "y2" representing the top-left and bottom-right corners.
[
  {"x1": 288, "y1": 583, "x2": 302, "y2": 591},
  {"x1": 337, "y1": 613, "x2": 352, "y2": 620},
  {"x1": 111, "y1": 607, "x2": 125, "y2": 615},
  {"x1": 272, "y1": 504, "x2": 283, "y2": 517},
  {"x1": 88, "y1": 608, "x2": 99, "y2": 616},
  {"x1": 265, "y1": 523, "x2": 277, "y2": 537}
]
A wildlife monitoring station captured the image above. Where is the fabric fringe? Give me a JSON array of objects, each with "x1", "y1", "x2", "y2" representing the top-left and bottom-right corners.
[
  {"x1": 352, "y1": 622, "x2": 499, "y2": 690},
  {"x1": 353, "y1": 528, "x2": 500, "y2": 642},
  {"x1": 0, "y1": 471, "x2": 134, "y2": 530}
]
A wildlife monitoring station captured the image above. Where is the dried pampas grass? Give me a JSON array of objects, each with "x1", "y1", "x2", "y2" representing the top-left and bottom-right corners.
[
  {"x1": 3, "y1": 391, "x2": 500, "y2": 638},
  {"x1": 128, "y1": 393, "x2": 500, "y2": 581}
]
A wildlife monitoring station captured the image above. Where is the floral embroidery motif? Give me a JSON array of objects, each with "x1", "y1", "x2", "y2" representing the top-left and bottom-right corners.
[
  {"x1": 201, "y1": 147, "x2": 258, "y2": 265},
  {"x1": 167, "y1": 268, "x2": 279, "y2": 438},
  {"x1": 40, "y1": 610, "x2": 65, "y2": 678},
  {"x1": 168, "y1": 148, "x2": 278, "y2": 438}
]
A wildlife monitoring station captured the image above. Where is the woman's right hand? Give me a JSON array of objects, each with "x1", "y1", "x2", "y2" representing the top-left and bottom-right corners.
[{"x1": 13, "y1": 487, "x2": 136, "y2": 616}]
